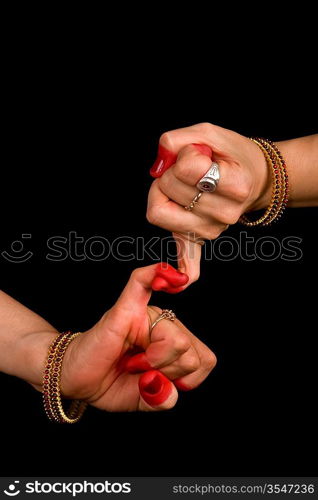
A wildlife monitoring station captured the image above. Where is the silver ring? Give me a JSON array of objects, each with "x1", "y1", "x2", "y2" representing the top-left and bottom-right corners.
[
  {"x1": 196, "y1": 162, "x2": 220, "y2": 192},
  {"x1": 150, "y1": 309, "x2": 176, "y2": 332},
  {"x1": 184, "y1": 191, "x2": 202, "y2": 211}
]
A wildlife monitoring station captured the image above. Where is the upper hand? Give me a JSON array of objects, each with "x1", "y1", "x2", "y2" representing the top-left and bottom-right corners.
[{"x1": 147, "y1": 123, "x2": 271, "y2": 284}]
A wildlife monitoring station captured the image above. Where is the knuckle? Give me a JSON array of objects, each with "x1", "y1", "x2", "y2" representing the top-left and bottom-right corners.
[
  {"x1": 146, "y1": 208, "x2": 154, "y2": 224},
  {"x1": 195, "y1": 122, "x2": 213, "y2": 134},
  {"x1": 227, "y1": 171, "x2": 252, "y2": 203},
  {"x1": 183, "y1": 143, "x2": 198, "y2": 155},
  {"x1": 200, "y1": 226, "x2": 223, "y2": 240},
  {"x1": 174, "y1": 158, "x2": 192, "y2": 182},
  {"x1": 173, "y1": 334, "x2": 191, "y2": 355},
  {"x1": 158, "y1": 173, "x2": 170, "y2": 192},
  {"x1": 146, "y1": 205, "x2": 160, "y2": 226},
  {"x1": 174, "y1": 155, "x2": 211, "y2": 184},
  {"x1": 217, "y1": 207, "x2": 241, "y2": 225},
  {"x1": 233, "y1": 183, "x2": 251, "y2": 203},
  {"x1": 190, "y1": 269, "x2": 200, "y2": 283},
  {"x1": 203, "y1": 349, "x2": 217, "y2": 370},
  {"x1": 130, "y1": 267, "x2": 142, "y2": 281},
  {"x1": 159, "y1": 131, "x2": 174, "y2": 150},
  {"x1": 184, "y1": 353, "x2": 200, "y2": 372}
]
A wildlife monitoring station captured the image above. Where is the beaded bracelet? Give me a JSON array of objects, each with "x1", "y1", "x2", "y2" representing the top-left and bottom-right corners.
[
  {"x1": 239, "y1": 138, "x2": 289, "y2": 227},
  {"x1": 43, "y1": 332, "x2": 87, "y2": 424}
]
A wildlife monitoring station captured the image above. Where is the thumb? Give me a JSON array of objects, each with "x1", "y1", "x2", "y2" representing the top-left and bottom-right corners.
[
  {"x1": 138, "y1": 370, "x2": 178, "y2": 411},
  {"x1": 115, "y1": 263, "x2": 189, "y2": 312},
  {"x1": 173, "y1": 232, "x2": 203, "y2": 285}
]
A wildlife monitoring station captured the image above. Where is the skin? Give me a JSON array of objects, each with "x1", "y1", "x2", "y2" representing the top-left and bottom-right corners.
[
  {"x1": 147, "y1": 123, "x2": 318, "y2": 285},
  {"x1": 0, "y1": 263, "x2": 216, "y2": 412}
]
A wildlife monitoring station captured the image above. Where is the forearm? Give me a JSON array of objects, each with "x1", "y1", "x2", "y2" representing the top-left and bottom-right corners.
[
  {"x1": 0, "y1": 290, "x2": 58, "y2": 390},
  {"x1": 277, "y1": 134, "x2": 318, "y2": 207}
]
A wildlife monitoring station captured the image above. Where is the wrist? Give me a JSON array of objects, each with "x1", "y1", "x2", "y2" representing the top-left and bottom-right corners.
[
  {"x1": 17, "y1": 328, "x2": 89, "y2": 399},
  {"x1": 15, "y1": 329, "x2": 59, "y2": 392},
  {"x1": 247, "y1": 139, "x2": 272, "y2": 212},
  {"x1": 18, "y1": 329, "x2": 87, "y2": 399}
]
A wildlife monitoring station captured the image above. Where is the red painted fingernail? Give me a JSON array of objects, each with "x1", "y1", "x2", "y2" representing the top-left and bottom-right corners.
[
  {"x1": 139, "y1": 370, "x2": 172, "y2": 406},
  {"x1": 125, "y1": 353, "x2": 152, "y2": 373},
  {"x1": 192, "y1": 143, "x2": 213, "y2": 157},
  {"x1": 151, "y1": 264, "x2": 189, "y2": 294},
  {"x1": 150, "y1": 144, "x2": 178, "y2": 178},
  {"x1": 174, "y1": 379, "x2": 193, "y2": 392},
  {"x1": 155, "y1": 263, "x2": 189, "y2": 286}
]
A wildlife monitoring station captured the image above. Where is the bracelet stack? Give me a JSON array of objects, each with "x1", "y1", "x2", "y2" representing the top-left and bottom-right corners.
[
  {"x1": 43, "y1": 331, "x2": 87, "y2": 424},
  {"x1": 239, "y1": 138, "x2": 289, "y2": 227}
]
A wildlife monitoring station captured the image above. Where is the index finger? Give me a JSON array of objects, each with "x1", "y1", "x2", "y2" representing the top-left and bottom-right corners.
[{"x1": 150, "y1": 125, "x2": 213, "y2": 178}]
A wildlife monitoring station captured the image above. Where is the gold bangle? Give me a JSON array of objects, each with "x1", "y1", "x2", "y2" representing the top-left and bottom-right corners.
[
  {"x1": 43, "y1": 332, "x2": 87, "y2": 424},
  {"x1": 239, "y1": 138, "x2": 289, "y2": 227},
  {"x1": 256, "y1": 138, "x2": 289, "y2": 225}
]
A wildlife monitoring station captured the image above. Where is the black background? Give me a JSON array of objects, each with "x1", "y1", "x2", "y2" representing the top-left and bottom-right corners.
[{"x1": 1, "y1": 31, "x2": 317, "y2": 478}]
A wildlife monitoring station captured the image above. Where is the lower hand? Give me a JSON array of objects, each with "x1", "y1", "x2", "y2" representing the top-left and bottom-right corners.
[{"x1": 58, "y1": 263, "x2": 216, "y2": 411}]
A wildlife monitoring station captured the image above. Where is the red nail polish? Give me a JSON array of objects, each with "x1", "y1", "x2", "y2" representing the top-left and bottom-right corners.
[
  {"x1": 174, "y1": 379, "x2": 193, "y2": 391},
  {"x1": 192, "y1": 143, "x2": 213, "y2": 157},
  {"x1": 150, "y1": 144, "x2": 178, "y2": 178},
  {"x1": 151, "y1": 263, "x2": 189, "y2": 293},
  {"x1": 155, "y1": 263, "x2": 189, "y2": 287},
  {"x1": 139, "y1": 370, "x2": 172, "y2": 406},
  {"x1": 151, "y1": 276, "x2": 170, "y2": 291},
  {"x1": 125, "y1": 353, "x2": 152, "y2": 373}
]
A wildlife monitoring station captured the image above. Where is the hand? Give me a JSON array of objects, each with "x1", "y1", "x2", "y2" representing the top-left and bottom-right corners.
[
  {"x1": 58, "y1": 263, "x2": 216, "y2": 412},
  {"x1": 147, "y1": 123, "x2": 271, "y2": 284}
]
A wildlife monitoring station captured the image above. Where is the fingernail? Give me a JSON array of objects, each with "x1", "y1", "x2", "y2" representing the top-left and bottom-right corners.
[
  {"x1": 139, "y1": 370, "x2": 172, "y2": 407},
  {"x1": 174, "y1": 379, "x2": 193, "y2": 392},
  {"x1": 125, "y1": 353, "x2": 152, "y2": 373},
  {"x1": 155, "y1": 263, "x2": 189, "y2": 287},
  {"x1": 192, "y1": 143, "x2": 213, "y2": 157},
  {"x1": 150, "y1": 144, "x2": 178, "y2": 178},
  {"x1": 152, "y1": 264, "x2": 189, "y2": 294}
]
